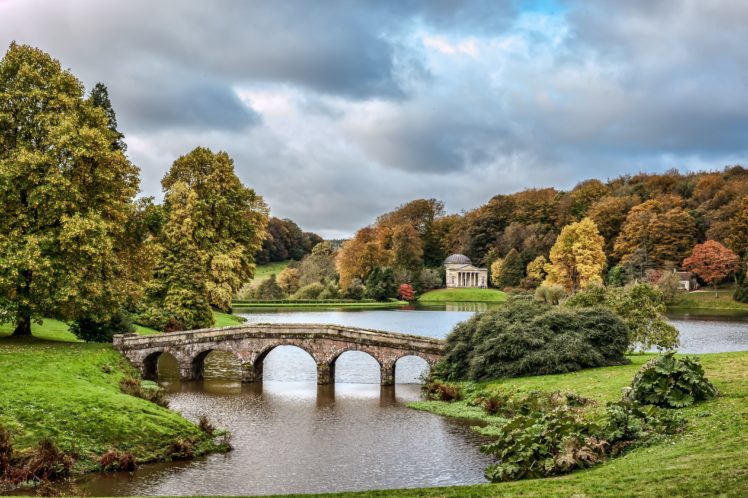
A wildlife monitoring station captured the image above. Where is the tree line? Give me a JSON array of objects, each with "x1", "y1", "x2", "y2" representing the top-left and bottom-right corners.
[{"x1": 0, "y1": 43, "x2": 317, "y2": 339}]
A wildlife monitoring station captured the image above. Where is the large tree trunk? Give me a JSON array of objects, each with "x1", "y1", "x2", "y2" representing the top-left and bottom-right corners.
[{"x1": 12, "y1": 309, "x2": 32, "y2": 336}]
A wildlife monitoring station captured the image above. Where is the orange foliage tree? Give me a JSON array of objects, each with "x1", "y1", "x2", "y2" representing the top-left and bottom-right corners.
[
  {"x1": 682, "y1": 241, "x2": 741, "y2": 295},
  {"x1": 398, "y1": 283, "x2": 415, "y2": 301}
]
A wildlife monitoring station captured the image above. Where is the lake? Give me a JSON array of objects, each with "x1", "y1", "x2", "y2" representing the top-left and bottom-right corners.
[{"x1": 75, "y1": 304, "x2": 748, "y2": 496}]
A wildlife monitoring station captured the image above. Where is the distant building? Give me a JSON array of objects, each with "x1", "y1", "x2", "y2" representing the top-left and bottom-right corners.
[
  {"x1": 444, "y1": 254, "x2": 488, "y2": 288},
  {"x1": 674, "y1": 270, "x2": 699, "y2": 291}
]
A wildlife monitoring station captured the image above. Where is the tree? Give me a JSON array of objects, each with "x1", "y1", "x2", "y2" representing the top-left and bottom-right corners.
[
  {"x1": 490, "y1": 258, "x2": 504, "y2": 288},
  {"x1": 569, "y1": 179, "x2": 608, "y2": 219},
  {"x1": 588, "y1": 195, "x2": 639, "y2": 252},
  {"x1": 364, "y1": 267, "x2": 397, "y2": 301},
  {"x1": 564, "y1": 283, "x2": 679, "y2": 351},
  {"x1": 526, "y1": 255, "x2": 547, "y2": 283},
  {"x1": 544, "y1": 218, "x2": 606, "y2": 293},
  {"x1": 398, "y1": 283, "x2": 415, "y2": 301},
  {"x1": 161, "y1": 147, "x2": 268, "y2": 311},
  {"x1": 726, "y1": 196, "x2": 748, "y2": 258},
  {"x1": 336, "y1": 227, "x2": 388, "y2": 290},
  {"x1": 682, "y1": 241, "x2": 741, "y2": 295},
  {"x1": 277, "y1": 267, "x2": 301, "y2": 295},
  {"x1": 139, "y1": 182, "x2": 213, "y2": 331},
  {"x1": 497, "y1": 248, "x2": 524, "y2": 288},
  {"x1": 614, "y1": 199, "x2": 695, "y2": 274},
  {"x1": 88, "y1": 82, "x2": 126, "y2": 151},
  {"x1": 0, "y1": 43, "x2": 140, "y2": 336},
  {"x1": 298, "y1": 241, "x2": 338, "y2": 287}
]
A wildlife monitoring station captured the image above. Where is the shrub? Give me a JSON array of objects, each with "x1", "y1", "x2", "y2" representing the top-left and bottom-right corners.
[
  {"x1": 629, "y1": 353, "x2": 718, "y2": 408},
  {"x1": 422, "y1": 380, "x2": 462, "y2": 402},
  {"x1": 481, "y1": 407, "x2": 605, "y2": 482},
  {"x1": 70, "y1": 310, "x2": 135, "y2": 342},
  {"x1": 291, "y1": 282, "x2": 325, "y2": 300},
  {"x1": 439, "y1": 301, "x2": 628, "y2": 381},
  {"x1": 420, "y1": 268, "x2": 443, "y2": 290},
  {"x1": 602, "y1": 398, "x2": 685, "y2": 453},
  {"x1": 169, "y1": 438, "x2": 196, "y2": 460},
  {"x1": 533, "y1": 284, "x2": 565, "y2": 305},
  {"x1": 364, "y1": 267, "x2": 397, "y2": 301},
  {"x1": 99, "y1": 449, "x2": 137, "y2": 472},
  {"x1": 198, "y1": 415, "x2": 215, "y2": 436},
  {"x1": 342, "y1": 278, "x2": 366, "y2": 300},
  {"x1": 735, "y1": 276, "x2": 748, "y2": 303},
  {"x1": 474, "y1": 390, "x2": 591, "y2": 418}
]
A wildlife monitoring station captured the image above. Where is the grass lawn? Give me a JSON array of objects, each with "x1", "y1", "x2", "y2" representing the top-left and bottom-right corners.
[
  {"x1": 0, "y1": 330, "x2": 221, "y2": 476},
  {"x1": 285, "y1": 351, "x2": 748, "y2": 498},
  {"x1": 670, "y1": 289, "x2": 748, "y2": 312},
  {"x1": 418, "y1": 288, "x2": 508, "y2": 303},
  {"x1": 252, "y1": 260, "x2": 291, "y2": 283},
  {"x1": 232, "y1": 301, "x2": 408, "y2": 309}
]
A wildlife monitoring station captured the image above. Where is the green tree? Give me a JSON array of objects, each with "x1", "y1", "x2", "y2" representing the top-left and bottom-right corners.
[
  {"x1": 0, "y1": 43, "x2": 140, "y2": 336},
  {"x1": 544, "y1": 218, "x2": 606, "y2": 293},
  {"x1": 364, "y1": 267, "x2": 397, "y2": 301},
  {"x1": 88, "y1": 82, "x2": 126, "y2": 151},
  {"x1": 497, "y1": 248, "x2": 524, "y2": 288},
  {"x1": 139, "y1": 182, "x2": 213, "y2": 331},
  {"x1": 161, "y1": 147, "x2": 268, "y2": 311}
]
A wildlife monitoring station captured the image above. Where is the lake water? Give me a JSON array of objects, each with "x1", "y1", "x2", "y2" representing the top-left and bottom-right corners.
[{"x1": 74, "y1": 304, "x2": 747, "y2": 496}]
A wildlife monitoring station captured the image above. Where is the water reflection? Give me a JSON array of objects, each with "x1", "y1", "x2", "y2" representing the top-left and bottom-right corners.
[{"x1": 81, "y1": 380, "x2": 491, "y2": 496}]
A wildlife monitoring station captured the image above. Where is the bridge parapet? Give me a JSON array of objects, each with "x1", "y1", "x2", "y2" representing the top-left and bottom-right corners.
[{"x1": 113, "y1": 323, "x2": 445, "y2": 385}]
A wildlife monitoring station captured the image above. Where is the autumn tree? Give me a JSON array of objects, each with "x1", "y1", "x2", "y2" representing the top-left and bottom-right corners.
[
  {"x1": 139, "y1": 182, "x2": 213, "y2": 331},
  {"x1": 161, "y1": 147, "x2": 268, "y2": 311},
  {"x1": 587, "y1": 195, "x2": 639, "y2": 252},
  {"x1": 525, "y1": 255, "x2": 547, "y2": 285},
  {"x1": 490, "y1": 258, "x2": 504, "y2": 288},
  {"x1": 726, "y1": 196, "x2": 748, "y2": 258},
  {"x1": 682, "y1": 241, "x2": 741, "y2": 295},
  {"x1": 0, "y1": 43, "x2": 140, "y2": 336},
  {"x1": 277, "y1": 267, "x2": 301, "y2": 295},
  {"x1": 614, "y1": 198, "x2": 695, "y2": 275},
  {"x1": 398, "y1": 283, "x2": 415, "y2": 301},
  {"x1": 544, "y1": 218, "x2": 606, "y2": 293},
  {"x1": 569, "y1": 179, "x2": 609, "y2": 219},
  {"x1": 336, "y1": 227, "x2": 388, "y2": 290}
]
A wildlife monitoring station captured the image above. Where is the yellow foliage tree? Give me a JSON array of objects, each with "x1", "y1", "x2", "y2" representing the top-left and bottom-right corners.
[
  {"x1": 544, "y1": 218, "x2": 606, "y2": 293},
  {"x1": 526, "y1": 255, "x2": 547, "y2": 282},
  {"x1": 490, "y1": 258, "x2": 504, "y2": 288}
]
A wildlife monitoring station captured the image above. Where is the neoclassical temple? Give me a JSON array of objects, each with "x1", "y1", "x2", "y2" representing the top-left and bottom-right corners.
[{"x1": 443, "y1": 254, "x2": 488, "y2": 288}]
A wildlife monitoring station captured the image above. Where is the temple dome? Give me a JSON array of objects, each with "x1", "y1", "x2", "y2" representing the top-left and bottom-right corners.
[{"x1": 443, "y1": 254, "x2": 472, "y2": 265}]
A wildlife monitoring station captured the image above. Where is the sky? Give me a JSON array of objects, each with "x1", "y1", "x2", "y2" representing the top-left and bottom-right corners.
[{"x1": 2, "y1": 0, "x2": 747, "y2": 238}]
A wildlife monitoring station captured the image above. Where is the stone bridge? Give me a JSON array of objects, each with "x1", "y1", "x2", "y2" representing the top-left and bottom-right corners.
[{"x1": 113, "y1": 323, "x2": 445, "y2": 385}]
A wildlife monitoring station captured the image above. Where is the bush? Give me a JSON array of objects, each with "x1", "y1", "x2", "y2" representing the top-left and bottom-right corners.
[
  {"x1": 734, "y1": 276, "x2": 748, "y2": 303},
  {"x1": 439, "y1": 301, "x2": 628, "y2": 381},
  {"x1": 629, "y1": 353, "x2": 718, "y2": 408},
  {"x1": 534, "y1": 284, "x2": 565, "y2": 305},
  {"x1": 481, "y1": 407, "x2": 606, "y2": 482},
  {"x1": 291, "y1": 282, "x2": 325, "y2": 300},
  {"x1": 70, "y1": 310, "x2": 134, "y2": 342},
  {"x1": 420, "y1": 268, "x2": 443, "y2": 290},
  {"x1": 342, "y1": 278, "x2": 366, "y2": 300},
  {"x1": 364, "y1": 267, "x2": 397, "y2": 301},
  {"x1": 99, "y1": 449, "x2": 137, "y2": 472},
  {"x1": 422, "y1": 380, "x2": 463, "y2": 402},
  {"x1": 602, "y1": 398, "x2": 685, "y2": 453},
  {"x1": 656, "y1": 272, "x2": 681, "y2": 305}
]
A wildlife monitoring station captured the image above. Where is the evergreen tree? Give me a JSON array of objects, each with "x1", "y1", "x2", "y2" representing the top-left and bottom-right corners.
[
  {"x1": 162, "y1": 147, "x2": 268, "y2": 311},
  {"x1": 364, "y1": 267, "x2": 397, "y2": 301},
  {"x1": 0, "y1": 43, "x2": 140, "y2": 336},
  {"x1": 497, "y1": 248, "x2": 524, "y2": 288},
  {"x1": 140, "y1": 182, "x2": 213, "y2": 331},
  {"x1": 88, "y1": 82, "x2": 126, "y2": 151}
]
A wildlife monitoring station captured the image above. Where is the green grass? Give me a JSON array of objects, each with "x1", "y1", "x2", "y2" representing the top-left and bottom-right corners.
[
  {"x1": 252, "y1": 260, "x2": 291, "y2": 283},
  {"x1": 418, "y1": 288, "x2": 508, "y2": 303},
  {"x1": 283, "y1": 351, "x2": 748, "y2": 497},
  {"x1": 0, "y1": 333, "x2": 220, "y2": 474},
  {"x1": 670, "y1": 290, "x2": 748, "y2": 311}
]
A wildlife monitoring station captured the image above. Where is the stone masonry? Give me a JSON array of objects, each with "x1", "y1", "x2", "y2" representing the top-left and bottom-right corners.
[{"x1": 113, "y1": 323, "x2": 445, "y2": 386}]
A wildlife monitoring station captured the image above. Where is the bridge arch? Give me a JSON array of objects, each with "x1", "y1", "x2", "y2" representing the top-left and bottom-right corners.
[
  {"x1": 329, "y1": 349, "x2": 382, "y2": 384},
  {"x1": 188, "y1": 347, "x2": 243, "y2": 381},
  {"x1": 142, "y1": 350, "x2": 180, "y2": 381},
  {"x1": 394, "y1": 354, "x2": 432, "y2": 384},
  {"x1": 251, "y1": 343, "x2": 320, "y2": 383}
]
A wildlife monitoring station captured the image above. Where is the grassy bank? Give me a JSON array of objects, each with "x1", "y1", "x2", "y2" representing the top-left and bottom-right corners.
[
  {"x1": 669, "y1": 290, "x2": 748, "y2": 312},
  {"x1": 252, "y1": 260, "x2": 291, "y2": 283},
  {"x1": 232, "y1": 300, "x2": 407, "y2": 310},
  {"x1": 287, "y1": 351, "x2": 748, "y2": 497},
  {"x1": 0, "y1": 334, "x2": 223, "y2": 478},
  {"x1": 418, "y1": 288, "x2": 508, "y2": 303}
]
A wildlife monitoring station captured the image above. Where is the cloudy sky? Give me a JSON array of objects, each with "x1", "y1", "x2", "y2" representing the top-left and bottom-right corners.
[{"x1": 2, "y1": 0, "x2": 747, "y2": 238}]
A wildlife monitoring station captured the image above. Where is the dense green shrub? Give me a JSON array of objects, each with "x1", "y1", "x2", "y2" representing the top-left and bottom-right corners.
[
  {"x1": 533, "y1": 284, "x2": 565, "y2": 304},
  {"x1": 629, "y1": 352, "x2": 718, "y2": 408},
  {"x1": 364, "y1": 267, "x2": 397, "y2": 301},
  {"x1": 734, "y1": 276, "x2": 748, "y2": 303},
  {"x1": 602, "y1": 398, "x2": 685, "y2": 452},
  {"x1": 481, "y1": 407, "x2": 606, "y2": 482},
  {"x1": 439, "y1": 301, "x2": 628, "y2": 381},
  {"x1": 70, "y1": 310, "x2": 135, "y2": 342}
]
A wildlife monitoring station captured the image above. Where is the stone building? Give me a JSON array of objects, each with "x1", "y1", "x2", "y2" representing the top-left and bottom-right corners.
[{"x1": 443, "y1": 254, "x2": 488, "y2": 288}]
